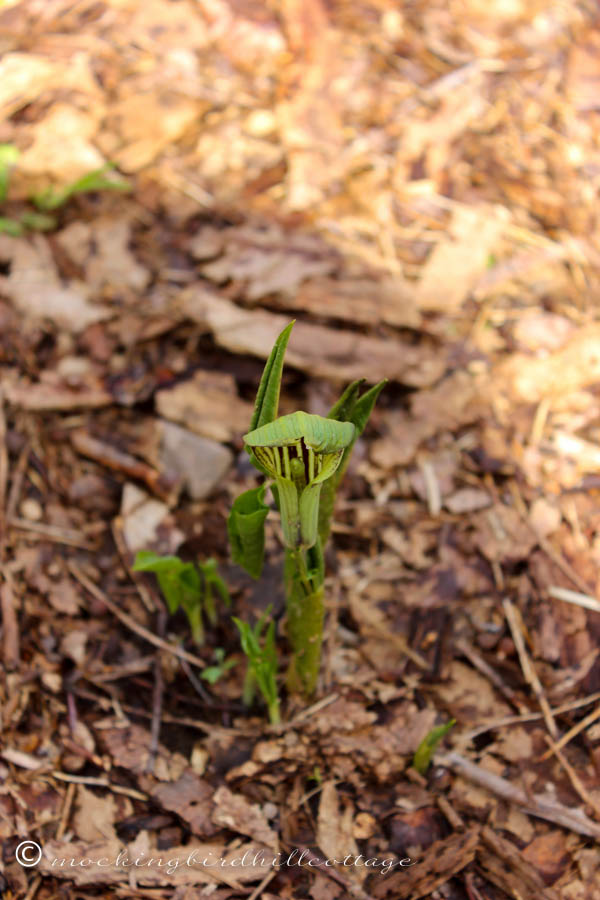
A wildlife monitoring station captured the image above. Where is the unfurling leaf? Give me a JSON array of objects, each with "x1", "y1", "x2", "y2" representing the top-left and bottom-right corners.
[{"x1": 227, "y1": 484, "x2": 269, "y2": 578}]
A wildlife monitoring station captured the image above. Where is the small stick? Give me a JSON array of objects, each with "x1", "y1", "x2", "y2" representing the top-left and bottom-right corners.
[
  {"x1": 464, "y1": 690, "x2": 600, "y2": 741},
  {"x1": 8, "y1": 516, "x2": 94, "y2": 549},
  {"x1": 51, "y1": 772, "x2": 149, "y2": 801},
  {"x1": 56, "y1": 781, "x2": 76, "y2": 839},
  {"x1": 112, "y1": 518, "x2": 155, "y2": 612},
  {"x1": 539, "y1": 703, "x2": 600, "y2": 761},
  {"x1": 246, "y1": 868, "x2": 277, "y2": 900},
  {"x1": 5, "y1": 440, "x2": 30, "y2": 522},
  {"x1": 146, "y1": 656, "x2": 165, "y2": 774},
  {"x1": 548, "y1": 585, "x2": 600, "y2": 614},
  {"x1": 439, "y1": 750, "x2": 600, "y2": 838},
  {"x1": 455, "y1": 637, "x2": 524, "y2": 711},
  {"x1": 503, "y1": 598, "x2": 558, "y2": 738},
  {"x1": 69, "y1": 561, "x2": 206, "y2": 670},
  {"x1": 1, "y1": 572, "x2": 19, "y2": 670}
]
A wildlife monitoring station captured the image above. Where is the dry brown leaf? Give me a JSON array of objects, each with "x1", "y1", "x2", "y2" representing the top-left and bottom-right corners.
[
  {"x1": 0, "y1": 53, "x2": 62, "y2": 118},
  {"x1": 152, "y1": 771, "x2": 218, "y2": 837},
  {"x1": 72, "y1": 786, "x2": 119, "y2": 842},
  {"x1": 435, "y1": 661, "x2": 511, "y2": 724},
  {"x1": 316, "y1": 781, "x2": 361, "y2": 880},
  {"x1": 99, "y1": 723, "x2": 187, "y2": 782},
  {"x1": 179, "y1": 288, "x2": 445, "y2": 386},
  {"x1": 212, "y1": 786, "x2": 278, "y2": 850},
  {"x1": 292, "y1": 277, "x2": 421, "y2": 329},
  {"x1": 17, "y1": 105, "x2": 105, "y2": 182},
  {"x1": 200, "y1": 222, "x2": 338, "y2": 300},
  {"x1": 472, "y1": 503, "x2": 537, "y2": 564},
  {"x1": 0, "y1": 235, "x2": 111, "y2": 332}
]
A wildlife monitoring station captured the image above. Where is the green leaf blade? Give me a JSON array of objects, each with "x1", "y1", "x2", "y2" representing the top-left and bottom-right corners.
[{"x1": 249, "y1": 321, "x2": 294, "y2": 432}]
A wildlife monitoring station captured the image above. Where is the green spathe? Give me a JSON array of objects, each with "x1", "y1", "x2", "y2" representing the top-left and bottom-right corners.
[
  {"x1": 244, "y1": 411, "x2": 355, "y2": 453},
  {"x1": 244, "y1": 412, "x2": 355, "y2": 549}
]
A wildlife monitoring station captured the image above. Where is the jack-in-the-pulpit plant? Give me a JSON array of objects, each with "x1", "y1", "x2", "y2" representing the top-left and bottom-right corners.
[{"x1": 228, "y1": 321, "x2": 386, "y2": 695}]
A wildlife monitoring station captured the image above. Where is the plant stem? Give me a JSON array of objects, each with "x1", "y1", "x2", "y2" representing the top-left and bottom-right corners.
[
  {"x1": 268, "y1": 696, "x2": 281, "y2": 725},
  {"x1": 242, "y1": 667, "x2": 255, "y2": 706},
  {"x1": 285, "y1": 547, "x2": 325, "y2": 695}
]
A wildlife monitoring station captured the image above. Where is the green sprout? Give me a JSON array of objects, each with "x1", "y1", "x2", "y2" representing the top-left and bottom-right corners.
[
  {"x1": 0, "y1": 150, "x2": 131, "y2": 234},
  {"x1": 412, "y1": 719, "x2": 456, "y2": 775},
  {"x1": 228, "y1": 321, "x2": 386, "y2": 696},
  {"x1": 132, "y1": 551, "x2": 230, "y2": 645},
  {"x1": 32, "y1": 163, "x2": 131, "y2": 211},
  {"x1": 201, "y1": 647, "x2": 237, "y2": 685},
  {"x1": 233, "y1": 608, "x2": 280, "y2": 724}
]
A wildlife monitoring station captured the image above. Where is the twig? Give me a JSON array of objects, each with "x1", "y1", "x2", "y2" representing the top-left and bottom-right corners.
[
  {"x1": 5, "y1": 440, "x2": 29, "y2": 521},
  {"x1": 147, "y1": 609, "x2": 167, "y2": 774},
  {"x1": 51, "y1": 772, "x2": 149, "y2": 801},
  {"x1": 548, "y1": 585, "x2": 600, "y2": 614},
  {"x1": 455, "y1": 637, "x2": 524, "y2": 711},
  {"x1": 68, "y1": 561, "x2": 207, "y2": 670},
  {"x1": 463, "y1": 690, "x2": 600, "y2": 741},
  {"x1": 112, "y1": 518, "x2": 155, "y2": 612},
  {"x1": 503, "y1": 598, "x2": 558, "y2": 739},
  {"x1": 539, "y1": 703, "x2": 600, "y2": 761},
  {"x1": 1, "y1": 571, "x2": 19, "y2": 670},
  {"x1": 246, "y1": 868, "x2": 277, "y2": 900},
  {"x1": 9, "y1": 516, "x2": 95, "y2": 549},
  {"x1": 439, "y1": 750, "x2": 600, "y2": 838},
  {"x1": 56, "y1": 781, "x2": 76, "y2": 840}
]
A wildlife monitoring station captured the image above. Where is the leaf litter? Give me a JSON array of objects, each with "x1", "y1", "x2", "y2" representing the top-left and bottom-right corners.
[{"x1": 1, "y1": 1, "x2": 600, "y2": 899}]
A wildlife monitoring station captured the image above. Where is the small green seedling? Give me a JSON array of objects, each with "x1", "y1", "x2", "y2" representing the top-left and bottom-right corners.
[
  {"x1": 32, "y1": 163, "x2": 131, "y2": 211},
  {"x1": 132, "y1": 551, "x2": 230, "y2": 645},
  {"x1": 412, "y1": 719, "x2": 456, "y2": 775},
  {"x1": 233, "y1": 608, "x2": 280, "y2": 725},
  {"x1": 201, "y1": 647, "x2": 237, "y2": 685},
  {"x1": 0, "y1": 150, "x2": 131, "y2": 234},
  {"x1": 0, "y1": 144, "x2": 19, "y2": 204},
  {"x1": 228, "y1": 320, "x2": 386, "y2": 696}
]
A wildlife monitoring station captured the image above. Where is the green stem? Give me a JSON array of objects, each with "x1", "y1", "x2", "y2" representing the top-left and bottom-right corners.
[
  {"x1": 285, "y1": 547, "x2": 325, "y2": 696},
  {"x1": 242, "y1": 667, "x2": 256, "y2": 707},
  {"x1": 268, "y1": 696, "x2": 281, "y2": 725}
]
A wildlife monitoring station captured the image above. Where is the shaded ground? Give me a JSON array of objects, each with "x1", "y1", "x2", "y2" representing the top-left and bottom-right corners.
[{"x1": 1, "y1": 1, "x2": 600, "y2": 898}]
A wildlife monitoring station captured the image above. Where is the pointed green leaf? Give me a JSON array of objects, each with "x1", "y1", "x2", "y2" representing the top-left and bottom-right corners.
[
  {"x1": 412, "y1": 719, "x2": 456, "y2": 775},
  {"x1": 327, "y1": 378, "x2": 364, "y2": 422},
  {"x1": 227, "y1": 485, "x2": 269, "y2": 579},
  {"x1": 249, "y1": 321, "x2": 295, "y2": 432},
  {"x1": 348, "y1": 379, "x2": 388, "y2": 437}
]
